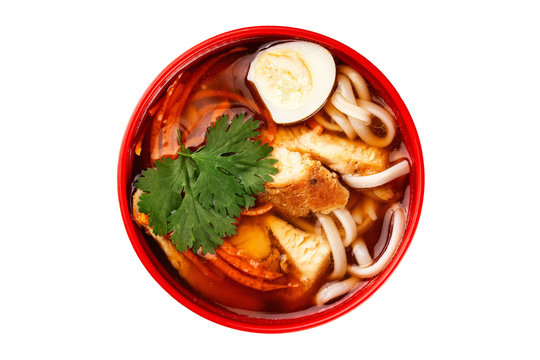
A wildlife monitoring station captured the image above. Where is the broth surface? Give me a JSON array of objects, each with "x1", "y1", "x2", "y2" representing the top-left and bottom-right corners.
[{"x1": 131, "y1": 39, "x2": 410, "y2": 314}]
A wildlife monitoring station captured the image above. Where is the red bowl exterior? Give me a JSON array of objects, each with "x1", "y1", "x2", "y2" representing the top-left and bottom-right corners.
[{"x1": 118, "y1": 26, "x2": 424, "y2": 333}]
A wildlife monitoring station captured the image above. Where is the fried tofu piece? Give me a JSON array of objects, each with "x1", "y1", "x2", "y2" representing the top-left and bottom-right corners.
[
  {"x1": 264, "y1": 215, "x2": 330, "y2": 285},
  {"x1": 274, "y1": 125, "x2": 389, "y2": 175},
  {"x1": 259, "y1": 146, "x2": 349, "y2": 217}
]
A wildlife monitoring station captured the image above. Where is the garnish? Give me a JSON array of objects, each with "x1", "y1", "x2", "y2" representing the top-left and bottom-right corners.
[{"x1": 135, "y1": 114, "x2": 277, "y2": 254}]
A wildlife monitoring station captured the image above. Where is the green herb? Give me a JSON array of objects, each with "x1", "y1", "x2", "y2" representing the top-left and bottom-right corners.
[{"x1": 135, "y1": 114, "x2": 277, "y2": 254}]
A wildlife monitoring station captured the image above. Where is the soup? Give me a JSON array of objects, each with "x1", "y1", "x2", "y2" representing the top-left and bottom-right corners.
[{"x1": 130, "y1": 38, "x2": 410, "y2": 315}]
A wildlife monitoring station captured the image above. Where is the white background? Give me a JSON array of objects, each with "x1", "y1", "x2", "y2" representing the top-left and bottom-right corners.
[{"x1": 1, "y1": 1, "x2": 539, "y2": 359}]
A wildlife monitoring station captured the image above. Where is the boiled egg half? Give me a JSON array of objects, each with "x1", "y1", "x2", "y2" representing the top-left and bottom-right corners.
[{"x1": 247, "y1": 41, "x2": 336, "y2": 124}]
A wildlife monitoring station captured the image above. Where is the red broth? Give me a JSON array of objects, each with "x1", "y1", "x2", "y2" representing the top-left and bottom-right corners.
[{"x1": 130, "y1": 39, "x2": 410, "y2": 314}]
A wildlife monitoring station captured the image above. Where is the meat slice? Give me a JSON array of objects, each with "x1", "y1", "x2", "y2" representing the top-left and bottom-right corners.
[
  {"x1": 264, "y1": 215, "x2": 330, "y2": 286},
  {"x1": 258, "y1": 146, "x2": 349, "y2": 217},
  {"x1": 273, "y1": 125, "x2": 389, "y2": 175}
]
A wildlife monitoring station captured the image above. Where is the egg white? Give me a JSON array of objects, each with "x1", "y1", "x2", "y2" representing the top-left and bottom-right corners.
[{"x1": 247, "y1": 41, "x2": 336, "y2": 124}]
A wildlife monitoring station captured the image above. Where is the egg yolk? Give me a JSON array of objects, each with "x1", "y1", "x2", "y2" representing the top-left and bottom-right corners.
[{"x1": 251, "y1": 49, "x2": 313, "y2": 110}]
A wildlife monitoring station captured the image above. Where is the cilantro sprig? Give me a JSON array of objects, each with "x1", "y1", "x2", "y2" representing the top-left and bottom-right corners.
[{"x1": 135, "y1": 114, "x2": 277, "y2": 254}]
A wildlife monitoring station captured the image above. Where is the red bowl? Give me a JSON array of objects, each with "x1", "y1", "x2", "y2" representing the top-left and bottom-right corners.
[{"x1": 118, "y1": 26, "x2": 424, "y2": 333}]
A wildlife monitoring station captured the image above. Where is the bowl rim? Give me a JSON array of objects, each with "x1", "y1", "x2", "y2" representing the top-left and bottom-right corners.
[{"x1": 118, "y1": 25, "x2": 424, "y2": 333}]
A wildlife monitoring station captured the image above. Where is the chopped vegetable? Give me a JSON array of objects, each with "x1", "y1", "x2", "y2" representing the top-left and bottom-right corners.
[
  {"x1": 216, "y1": 242, "x2": 284, "y2": 280},
  {"x1": 204, "y1": 253, "x2": 294, "y2": 291},
  {"x1": 307, "y1": 117, "x2": 324, "y2": 135},
  {"x1": 241, "y1": 202, "x2": 274, "y2": 216},
  {"x1": 135, "y1": 114, "x2": 278, "y2": 254},
  {"x1": 138, "y1": 212, "x2": 149, "y2": 226},
  {"x1": 182, "y1": 248, "x2": 225, "y2": 282}
]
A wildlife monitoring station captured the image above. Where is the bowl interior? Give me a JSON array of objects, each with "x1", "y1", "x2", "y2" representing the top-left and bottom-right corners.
[{"x1": 118, "y1": 26, "x2": 424, "y2": 333}]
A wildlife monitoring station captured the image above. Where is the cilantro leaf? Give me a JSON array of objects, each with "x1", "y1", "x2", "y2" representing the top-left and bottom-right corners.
[
  {"x1": 167, "y1": 163, "x2": 237, "y2": 254},
  {"x1": 204, "y1": 114, "x2": 259, "y2": 153},
  {"x1": 227, "y1": 138, "x2": 278, "y2": 194},
  {"x1": 135, "y1": 155, "x2": 189, "y2": 237},
  {"x1": 134, "y1": 113, "x2": 277, "y2": 254},
  {"x1": 168, "y1": 191, "x2": 237, "y2": 254},
  {"x1": 190, "y1": 114, "x2": 277, "y2": 217}
]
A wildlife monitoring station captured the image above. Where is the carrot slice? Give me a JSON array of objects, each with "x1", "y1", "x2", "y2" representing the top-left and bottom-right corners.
[
  {"x1": 307, "y1": 117, "x2": 324, "y2": 135},
  {"x1": 219, "y1": 241, "x2": 247, "y2": 257},
  {"x1": 241, "y1": 202, "x2": 274, "y2": 216},
  {"x1": 138, "y1": 212, "x2": 149, "y2": 227},
  {"x1": 149, "y1": 75, "x2": 182, "y2": 161},
  {"x1": 182, "y1": 250, "x2": 224, "y2": 282},
  {"x1": 215, "y1": 243, "x2": 283, "y2": 280},
  {"x1": 204, "y1": 254, "x2": 296, "y2": 292},
  {"x1": 134, "y1": 136, "x2": 143, "y2": 156},
  {"x1": 148, "y1": 95, "x2": 166, "y2": 117}
]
